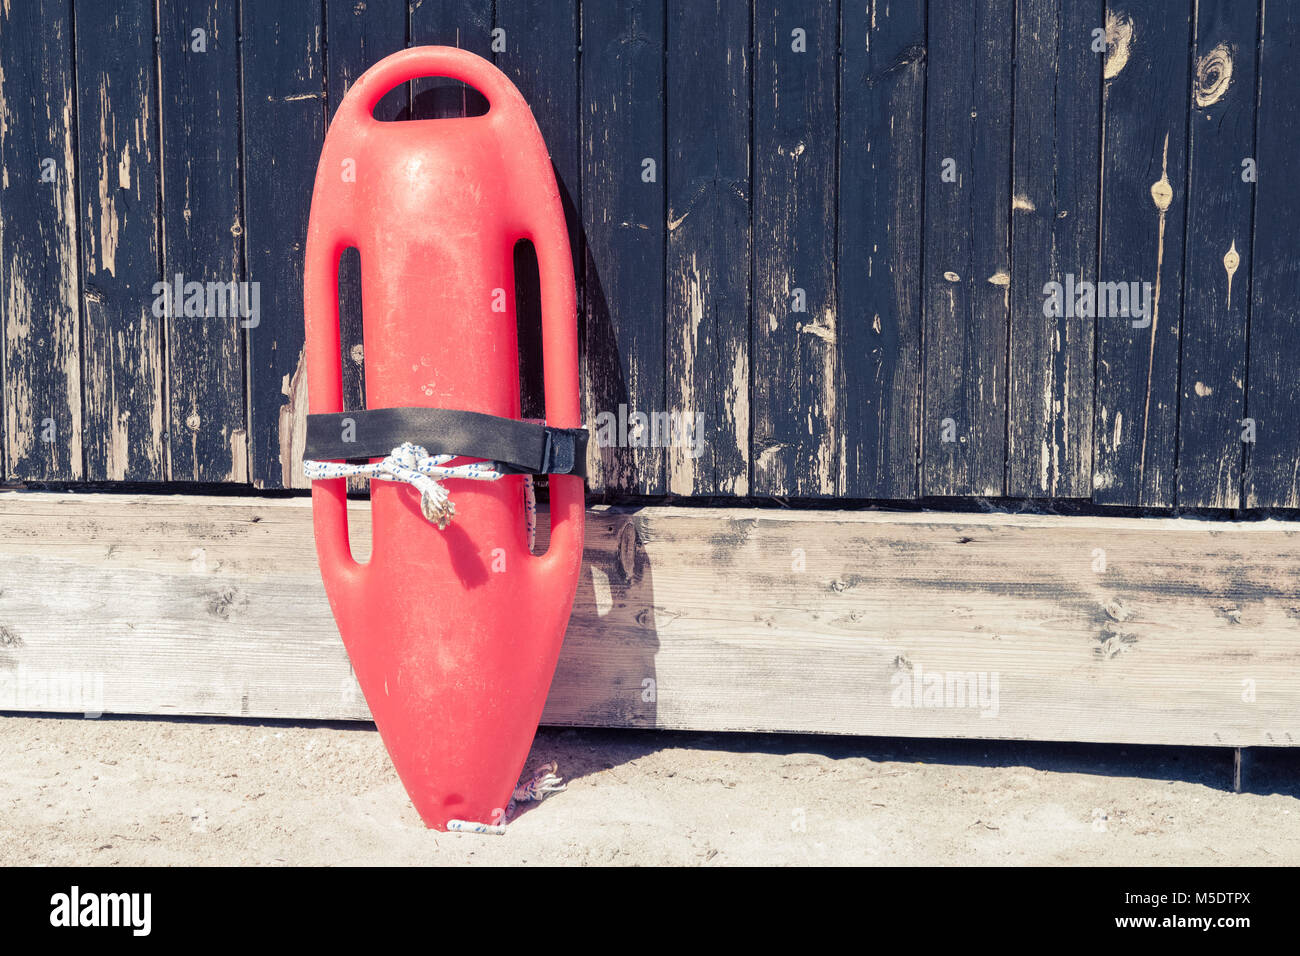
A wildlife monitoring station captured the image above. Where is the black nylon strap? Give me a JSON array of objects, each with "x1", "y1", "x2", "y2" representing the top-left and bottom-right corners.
[{"x1": 305, "y1": 407, "x2": 588, "y2": 478}]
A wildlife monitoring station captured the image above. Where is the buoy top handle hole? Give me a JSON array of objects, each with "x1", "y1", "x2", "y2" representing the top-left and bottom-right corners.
[{"x1": 371, "y1": 76, "x2": 491, "y2": 122}]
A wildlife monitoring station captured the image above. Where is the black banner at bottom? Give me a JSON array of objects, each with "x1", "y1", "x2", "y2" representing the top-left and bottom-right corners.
[{"x1": 0, "y1": 865, "x2": 1273, "y2": 941}]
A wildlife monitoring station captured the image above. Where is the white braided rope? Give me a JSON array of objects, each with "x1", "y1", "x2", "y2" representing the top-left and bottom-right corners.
[{"x1": 303, "y1": 441, "x2": 535, "y2": 548}]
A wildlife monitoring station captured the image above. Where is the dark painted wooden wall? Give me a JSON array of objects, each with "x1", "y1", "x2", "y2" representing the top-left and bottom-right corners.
[{"x1": 1, "y1": 1, "x2": 1297, "y2": 509}]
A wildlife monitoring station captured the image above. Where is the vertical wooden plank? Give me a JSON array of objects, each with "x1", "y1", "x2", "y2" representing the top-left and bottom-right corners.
[
  {"x1": 1094, "y1": 1, "x2": 1193, "y2": 506},
  {"x1": 325, "y1": 0, "x2": 407, "y2": 493},
  {"x1": 497, "y1": 0, "x2": 580, "y2": 423},
  {"x1": 582, "y1": 1, "x2": 666, "y2": 494},
  {"x1": 330, "y1": 2, "x2": 407, "y2": 110},
  {"x1": 665, "y1": 0, "x2": 750, "y2": 496},
  {"x1": 752, "y1": 0, "x2": 838, "y2": 497},
  {"x1": 838, "y1": 0, "x2": 925, "y2": 500},
  {"x1": 1178, "y1": 0, "x2": 1258, "y2": 509},
  {"x1": 920, "y1": 0, "x2": 1013, "y2": 497},
  {"x1": 159, "y1": 0, "x2": 248, "y2": 483},
  {"x1": 241, "y1": 2, "x2": 325, "y2": 489},
  {"x1": 0, "y1": 0, "x2": 83, "y2": 480},
  {"x1": 75, "y1": 0, "x2": 166, "y2": 481},
  {"x1": 1007, "y1": 0, "x2": 1101, "y2": 498},
  {"x1": 1245, "y1": 0, "x2": 1300, "y2": 508},
  {"x1": 409, "y1": 0, "x2": 494, "y2": 119}
]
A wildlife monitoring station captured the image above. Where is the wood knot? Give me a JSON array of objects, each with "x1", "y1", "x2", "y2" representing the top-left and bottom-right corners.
[
  {"x1": 1104, "y1": 12, "x2": 1134, "y2": 81},
  {"x1": 1223, "y1": 241, "x2": 1240, "y2": 277},
  {"x1": 1194, "y1": 43, "x2": 1233, "y2": 108},
  {"x1": 1097, "y1": 623, "x2": 1137, "y2": 659},
  {"x1": 207, "y1": 587, "x2": 248, "y2": 621},
  {"x1": 1103, "y1": 598, "x2": 1133, "y2": 622},
  {"x1": 1150, "y1": 172, "x2": 1173, "y2": 213}
]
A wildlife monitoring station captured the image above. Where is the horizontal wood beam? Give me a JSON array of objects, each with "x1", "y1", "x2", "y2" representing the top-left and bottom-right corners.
[{"x1": 0, "y1": 492, "x2": 1297, "y2": 746}]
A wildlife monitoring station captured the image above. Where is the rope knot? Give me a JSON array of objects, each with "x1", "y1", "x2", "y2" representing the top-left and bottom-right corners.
[
  {"x1": 303, "y1": 441, "x2": 536, "y2": 546},
  {"x1": 385, "y1": 442, "x2": 455, "y2": 529}
]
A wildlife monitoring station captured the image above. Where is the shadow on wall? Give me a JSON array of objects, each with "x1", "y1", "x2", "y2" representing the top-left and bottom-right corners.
[{"x1": 582, "y1": 251, "x2": 640, "y2": 488}]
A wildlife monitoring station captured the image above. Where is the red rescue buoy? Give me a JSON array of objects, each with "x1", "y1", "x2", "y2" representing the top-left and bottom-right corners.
[{"x1": 302, "y1": 46, "x2": 584, "y2": 831}]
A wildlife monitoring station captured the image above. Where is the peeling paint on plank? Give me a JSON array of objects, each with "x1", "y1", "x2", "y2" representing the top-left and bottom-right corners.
[
  {"x1": 160, "y1": 0, "x2": 248, "y2": 484},
  {"x1": 752, "y1": 0, "x2": 838, "y2": 497},
  {"x1": 0, "y1": 0, "x2": 84, "y2": 479},
  {"x1": 666, "y1": 1, "x2": 749, "y2": 498},
  {"x1": 76, "y1": 0, "x2": 166, "y2": 481},
  {"x1": 278, "y1": 349, "x2": 309, "y2": 489}
]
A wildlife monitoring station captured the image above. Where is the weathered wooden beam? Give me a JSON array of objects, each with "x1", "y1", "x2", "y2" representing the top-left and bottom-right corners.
[
  {"x1": 240, "y1": 2, "x2": 324, "y2": 489},
  {"x1": 581, "y1": 0, "x2": 667, "y2": 495},
  {"x1": 1178, "y1": 0, "x2": 1258, "y2": 509},
  {"x1": 0, "y1": 492, "x2": 1297, "y2": 746},
  {"x1": 1095, "y1": 1, "x2": 1193, "y2": 506},
  {"x1": 666, "y1": 0, "x2": 751, "y2": 497},
  {"x1": 920, "y1": 0, "x2": 1013, "y2": 497},
  {"x1": 1245, "y1": 1, "x2": 1300, "y2": 508},
  {"x1": 0, "y1": 0, "x2": 84, "y2": 481},
  {"x1": 1007, "y1": 0, "x2": 1100, "y2": 498},
  {"x1": 159, "y1": 0, "x2": 248, "y2": 484},
  {"x1": 752, "y1": 0, "x2": 839, "y2": 498},
  {"x1": 838, "y1": 0, "x2": 924, "y2": 501},
  {"x1": 75, "y1": 0, "x2": 167, "y2": 481}
]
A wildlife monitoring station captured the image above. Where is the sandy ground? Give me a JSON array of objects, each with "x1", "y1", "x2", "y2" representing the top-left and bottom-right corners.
[{"x1": 2, "y1": 714, "x2": 1298, "y2": 866}]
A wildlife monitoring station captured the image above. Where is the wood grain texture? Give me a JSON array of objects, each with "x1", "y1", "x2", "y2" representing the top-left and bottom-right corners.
[
  {"x1": 2, "y1": 491, "x2": 1300, "y2": 747},
  {"x1": 581, "y1": 0, "x2": 667, "y2": 494},
  {"x1": 1094, "y1": 1, "x2": 1193, "y2": 506},
  {"x1": 665, "y1": 0, "x2": 750, "y2": 496},
  {"x1": 240, "y1": 2, "x2": 325, "y2": 489},
  {"x1": 752, "y1": 0, "x2": 839, "y2": 498},
  {"x1": 1007, "y1": 0, "x2": 1100, "y2": 498},
  {"x1": 0, "y1": 0, "x2": 83, "y2": 480},
  {"x1": 838, "y1": 0, "x2": 925, "y2": 500},
  {"x1": 497, "y1": 0, "x2": 580, "y2": 423},
  {"x1": 74, "y1": 0, "x2": 166, "y2": 481},
  {"x1": 1177, "y1": 0, "x2": 1258, "y2": 509},
  {"x1": 159, "y1": 0, "x2": 248, "y2": 483},
  {"x1": 1244, "y1": 0, "x2": 1300, "y2": 508},
  {"x1": 920, "y1": 0, "x2": 1013, "y2": 498}
]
